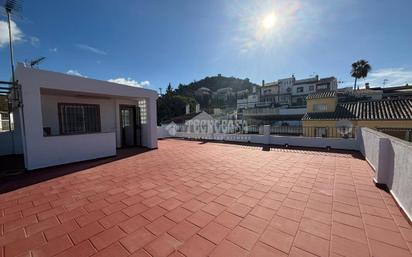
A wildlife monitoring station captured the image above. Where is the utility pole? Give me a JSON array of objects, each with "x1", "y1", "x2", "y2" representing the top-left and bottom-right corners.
[{"x1": 6, "y1": 8, "x2": 15, "y2": 83}]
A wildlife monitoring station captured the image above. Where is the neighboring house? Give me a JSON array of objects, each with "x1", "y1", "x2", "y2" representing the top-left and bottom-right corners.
[
  {"x1": 259, "y1": 81, "x2": 279, "y2": 105},
  {"x1": 371, "y1": 84, "x2": 412, "y2": 99},
  {"x1": 302, "y1": 91, "x2": 412, "y2": 141},
  {"x1": 291, "y1": 76, "x2": 318, "y2": 106},
  {"x1": 0, "y1": 95, "x2": 10, "y2": 131},
  {"x1": 194, "y1": 87, "x2": 212, "y2": 108},
  {"x1": 8, "y1": 63, "x2": 158, "y2": 170},
  {"x1": 0, "y1": 111, "x2": 10, "y2": 131}
]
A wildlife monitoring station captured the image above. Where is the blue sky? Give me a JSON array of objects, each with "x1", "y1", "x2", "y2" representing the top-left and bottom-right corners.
[{"x1": 1, "y1": 0, "x2": 412, "y2": 92}]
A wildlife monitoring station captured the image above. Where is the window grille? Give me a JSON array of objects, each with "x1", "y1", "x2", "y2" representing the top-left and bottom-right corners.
[{"x1": 58, "y1": 103, "x2": 101, "y2": 135}]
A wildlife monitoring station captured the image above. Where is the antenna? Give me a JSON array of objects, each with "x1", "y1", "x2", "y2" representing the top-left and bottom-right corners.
[
  {"x1": 383, "y1": 79, "x2": 389, "y2": 87},
  {"x1": 26, "y1": 57, "x2": 46, "y2": 68},
  {"x1": 1, "y1": 0, "x2": 23, "y2": 84}
]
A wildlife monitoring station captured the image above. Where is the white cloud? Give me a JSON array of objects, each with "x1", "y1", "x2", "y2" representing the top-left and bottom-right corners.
[
  {"x1": 342, "y1": 67, "x2": 412, "y2": 88},
  {"x1": 364, "y1": 68, "x2": 412, "y2": 87},
  {"x1": 66, "y1": 70, "x2": 86, "y2": 77},
  {"x1": 0, "y1": 20, "x2": 24, "y2": 48},
  {"x1": 108, "y1": 77, "x2": 150, "y2": 88},
  {"x1": 75, "y1": 44, "x2": 107, "y2": 55},
  {"x1": 49, "y1": 47, "x2": 58, "y2": 52},
  {"x1": 30, "y1": 36, "x2": 40, "y2": 47}
]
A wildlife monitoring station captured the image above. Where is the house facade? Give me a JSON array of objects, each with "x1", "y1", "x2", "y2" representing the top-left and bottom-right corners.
[
  {"x1": 302, "y1": 91, "x2": 412, "y2": 141},
  {"x1": 9, "y1": 64, "x2": 158, "y2": 170}
]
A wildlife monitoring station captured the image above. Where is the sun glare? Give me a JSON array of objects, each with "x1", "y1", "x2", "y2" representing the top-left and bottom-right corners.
[{"x1": 262, "y1": 13, "x2": 276, "y2": 30}]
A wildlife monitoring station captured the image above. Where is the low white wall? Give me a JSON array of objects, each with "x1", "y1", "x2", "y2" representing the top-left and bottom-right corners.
[
  {"x1": 163, "y1": 124, "x2": 359, "y2": 151},
  {"x1": 270, "y1": 135, "x2": 358, "y2": 150},
  {"x1": 0, "y1": 132, "x2": 13, "y2": 156},
  {"x1": 157, "y1": 126, "x2": 168, "y2": 139},
  {"x1": 26, "y1": 132, "x2": 116, "y2": 170},
  {"x1": 358, "y1": 127, "x2": 412, "y2": 220}
]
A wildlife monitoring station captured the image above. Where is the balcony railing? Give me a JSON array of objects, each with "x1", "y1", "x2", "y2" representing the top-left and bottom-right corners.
[{"x1": 175, "y1": 123, "x2": 357, "y2": 139}]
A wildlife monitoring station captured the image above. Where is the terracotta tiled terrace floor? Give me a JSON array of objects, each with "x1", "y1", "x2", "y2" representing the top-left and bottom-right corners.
[{"x1": 1, "y1": 139, "x2": 412, "y2": 257}]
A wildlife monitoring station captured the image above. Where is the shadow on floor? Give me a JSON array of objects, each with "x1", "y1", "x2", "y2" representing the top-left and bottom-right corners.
[
  {"x1": 0, "y1": 147, "x2": 150, "y2": 194},
  {"x1": 0, "y1": 154, "x2": 25, "y2": 176}
]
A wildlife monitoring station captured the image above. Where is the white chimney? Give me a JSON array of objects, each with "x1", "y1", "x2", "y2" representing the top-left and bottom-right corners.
[
  {"x1": 185, "y1": 104, "x2": 190, "y2": 114},
  {"x1": 195, "y1": 104, "x2": 200, "y2": 113}
]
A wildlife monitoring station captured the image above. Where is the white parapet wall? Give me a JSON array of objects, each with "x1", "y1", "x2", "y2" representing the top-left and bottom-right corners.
[
  {"x1": 358, "y1": 127, "x2": 412, "y2": 221},
  {"x1": 159, "y1": 124, "x2": 359, "y2": 151},
  {"x1": 26, "y1": 132, "x2": 116, "y2": 170}
]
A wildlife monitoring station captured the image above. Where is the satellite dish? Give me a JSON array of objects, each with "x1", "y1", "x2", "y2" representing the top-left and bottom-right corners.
[{"x1": 336, "y1": 119, "x2": 353, "y2": 138}]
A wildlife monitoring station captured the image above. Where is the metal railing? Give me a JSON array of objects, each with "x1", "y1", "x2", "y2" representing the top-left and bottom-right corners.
[
  {"x1": 377, "y1": 128, "x2": 412, "y2": 142},
  {"x1": 270, "y1": 126, "x2": 302, "y2": 136},
  {"x1": 173, "y1": 123, "x2": 358, "y2": 139}
]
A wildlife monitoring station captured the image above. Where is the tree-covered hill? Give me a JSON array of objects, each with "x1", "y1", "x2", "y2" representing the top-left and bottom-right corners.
[
  {"x1": 157, "y1": 75, "x2": 259, "y2": 124},
  {"x1": 173, "y1": 74, "x2": 258, "y2": 97}
]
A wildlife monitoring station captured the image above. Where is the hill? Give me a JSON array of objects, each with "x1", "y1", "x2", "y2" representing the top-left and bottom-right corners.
[
  {"x1": 173, "y1": 74, "x2": 258, "y2": 97},
  {"x1": 157, "y1": 75, "x2": 258, "y2": 124}
]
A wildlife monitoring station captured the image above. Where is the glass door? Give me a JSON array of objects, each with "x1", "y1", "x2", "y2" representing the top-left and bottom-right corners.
[{"x1": 120, "y1": 106, "x2": 135, "y2": 147}]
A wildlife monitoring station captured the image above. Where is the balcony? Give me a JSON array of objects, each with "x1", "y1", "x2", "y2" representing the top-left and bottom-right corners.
[{"x1": 242, "y1": 107, "x2": 306, "y2": 119}]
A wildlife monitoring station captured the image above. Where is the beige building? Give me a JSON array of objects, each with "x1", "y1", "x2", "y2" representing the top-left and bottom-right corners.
[{"x1": 302, "y1": 91, "x2": 412, "y2": 141}]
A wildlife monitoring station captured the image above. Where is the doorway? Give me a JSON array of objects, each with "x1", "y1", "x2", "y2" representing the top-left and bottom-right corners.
[{"x1": 120, "y1": 105, "x2": 142, "y2": 147}]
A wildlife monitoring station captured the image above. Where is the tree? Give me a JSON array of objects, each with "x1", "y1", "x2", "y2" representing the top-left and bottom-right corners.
[
  {"x1": 165, "y1": 83, "x2": 174, "y2": 96},
  {"x1": 351, "y1": 60, "x2": 372, "y2": 90},
  {"x1": 157, "y1": 94, "x2": 197, "y2": 124}
]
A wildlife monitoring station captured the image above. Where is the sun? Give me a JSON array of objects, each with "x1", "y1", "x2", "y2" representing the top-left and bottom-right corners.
[{"x1": 262, "y1": 13, "x2": 276, "y2": 30}]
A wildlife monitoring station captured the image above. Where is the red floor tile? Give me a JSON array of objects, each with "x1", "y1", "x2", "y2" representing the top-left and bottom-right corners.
[
  {"x1": 178, "y1": 235, "x2": 215, "y2": 257},
  {"x1": 209, "y1": 240, "x2": 248, "y2": 257},
  {"x1": 0, "y1": 139, "x2": 411, "y2": 257},
  {"x1": 69, "y1": 221, "x2": 104, "y2": 244},
  {"x1": 90, "y1": 226, "x2": 126, "y2": 250},
  {"x1": 249, "y1": 242, "x2": 288, "y2": 257},
  {"x1": 239, "y1": 214, "x2": 268, "y2": 234},
  {"x1": 120, "y1": 227, "x2": 156, "y2": 253},
  {"x1": 293, "y1": 231, "x2": 329, "y2": 257},
  {"x1": 198, "y1": 222, "x2": 230, "y2": 244},
  {"x1": 226, "y1": 226, "x2": 259, "y2": 250},
  {"x1": 145, "y1": 216, "x2": 176, "y2": 236}
]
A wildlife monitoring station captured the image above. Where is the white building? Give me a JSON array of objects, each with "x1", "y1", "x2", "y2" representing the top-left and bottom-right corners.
[{"x1": 6, "y1": 64, "x2": 158, "y2": 170}]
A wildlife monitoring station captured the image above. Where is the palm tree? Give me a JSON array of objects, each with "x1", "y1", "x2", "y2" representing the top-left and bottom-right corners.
[{"x1": 351, "y1": 59, "x2": 372, "y2": 90}]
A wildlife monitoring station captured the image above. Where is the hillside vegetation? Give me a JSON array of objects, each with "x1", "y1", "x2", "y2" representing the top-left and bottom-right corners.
[{"x1": 157, "y1": 75, "x2": 258, "y2": 123}]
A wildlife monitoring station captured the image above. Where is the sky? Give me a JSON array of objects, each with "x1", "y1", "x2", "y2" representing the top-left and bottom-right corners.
[{"x1": 1, "y1": 0, "x2": 412, "y2": 92}]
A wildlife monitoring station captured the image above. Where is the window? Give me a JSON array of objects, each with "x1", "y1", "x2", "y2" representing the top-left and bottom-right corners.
[
  {"x1": 1, "y1": 112, "x2": 10, "y2": 131},
  {"x1": 138, "y1": 100, "x2": 147, "y2": 124},
  {"x1": 58, "y1": 103, "x2": 101, "y2": 135},
  {"x1": 315, "y1": 127, "x2": 327, "y2": 137},
  {"x1": 316, "y1": 84, "x2": 329, "y2": 91},
  {"x1": 313, "y1": 104, "x2": 327, "y2": 112},
  {"x1": 309, "y1": 85, "x2": 314, "y2": 91},
  {"x1": 297, "y1": 87, "x2": 304, "y2": 93}
]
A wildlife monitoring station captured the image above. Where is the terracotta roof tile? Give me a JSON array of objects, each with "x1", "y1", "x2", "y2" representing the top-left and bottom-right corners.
[{"x1": 303, "y1": 98, "x2": 412, "y2": 120}]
